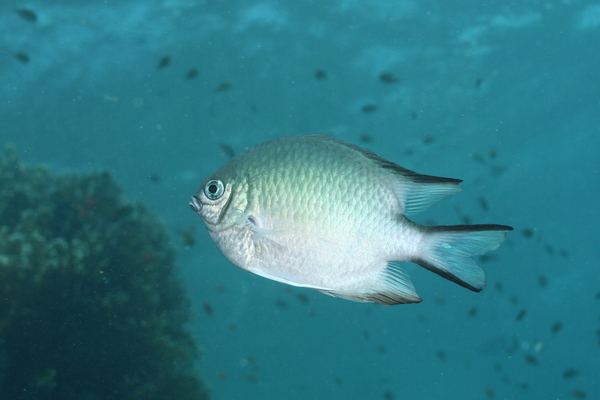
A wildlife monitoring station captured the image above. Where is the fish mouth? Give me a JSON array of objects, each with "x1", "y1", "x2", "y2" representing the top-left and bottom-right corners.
[{"x1": 189, "y1": 195, "x2": 202, "y2": 213}]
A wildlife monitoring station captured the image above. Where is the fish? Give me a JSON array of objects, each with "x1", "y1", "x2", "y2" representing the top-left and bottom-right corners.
[
  {"x1": 361, "y1": 104, "x2": 378, "y2": 113},
  {"x1": 14, "y1": 52, "x2": 30, "y2": 64},
  {"x1": 215, "y1": 80, "x2": 232, "y2": 92},
  {"x1": 550, "y1": 321, "x2": 564, "y2": 334},
  {"x1": 515, "y1": 309, "x2": 527, "y2": 322},
  {"x1": 314, "y1": 69, "x2": 327, "y2": 80},
  {"x1": 185, "y1": 68, "x2": 199, "y2": 79},
  {"x1": 189, "y1": 135, "x2": 513, "y2": 305},
  {"x1": 379, "y1": 72, "x2": 399, "y2": 84},
  {"x1": 157, "y1": 55, "x2": 171, "y2": 69},
  {"x1": 15, "y1": 8, "x2": 38, "y2": 23}
]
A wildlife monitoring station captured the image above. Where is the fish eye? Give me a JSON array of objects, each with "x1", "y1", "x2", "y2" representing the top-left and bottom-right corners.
[{"x1": 203, "y1": 179, "x2": 225, "y2": 200}]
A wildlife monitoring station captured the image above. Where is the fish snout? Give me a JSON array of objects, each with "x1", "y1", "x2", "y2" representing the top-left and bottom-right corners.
[{"x1": 189, "y1": 195, "x2": 203, "y2": 213}]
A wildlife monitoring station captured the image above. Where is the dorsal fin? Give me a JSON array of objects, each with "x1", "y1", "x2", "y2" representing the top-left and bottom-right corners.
[{"x1": 310, "y1": 135, "x2": 462, "y2": 215}]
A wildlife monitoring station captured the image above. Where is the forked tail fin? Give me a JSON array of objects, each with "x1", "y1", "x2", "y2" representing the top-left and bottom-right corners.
[{"x1": 413, "y1": 224, "x2": 513, "y2": 291}]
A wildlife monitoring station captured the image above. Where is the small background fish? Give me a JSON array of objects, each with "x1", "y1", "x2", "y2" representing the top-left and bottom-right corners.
[{"x1": 191, "y1": 135, "x2": 513, "y2": 304}]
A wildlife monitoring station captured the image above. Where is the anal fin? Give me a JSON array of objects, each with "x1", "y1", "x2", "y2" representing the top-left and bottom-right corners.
[{"x1": 327, "y1": 262, "x2": 422, "y2": 305}]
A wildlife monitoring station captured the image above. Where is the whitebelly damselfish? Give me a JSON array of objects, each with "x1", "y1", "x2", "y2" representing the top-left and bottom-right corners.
[{"x1": 190, "y1": 135, "x2": 513, "y2": 305}]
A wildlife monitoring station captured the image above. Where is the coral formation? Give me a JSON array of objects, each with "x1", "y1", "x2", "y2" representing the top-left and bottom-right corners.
[{"x1": 0, "y1": 146, "x2": 209, "y2": 400}]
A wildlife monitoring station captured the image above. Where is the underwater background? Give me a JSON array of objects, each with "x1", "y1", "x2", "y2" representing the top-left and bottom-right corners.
[{"x1": 1, "y1": 0, "x2": 599, "y2": 399}]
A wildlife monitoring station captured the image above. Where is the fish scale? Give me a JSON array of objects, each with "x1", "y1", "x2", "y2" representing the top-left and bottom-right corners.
[{"x1": 190, "y1": 135, "x2": 513, "y2": 305}]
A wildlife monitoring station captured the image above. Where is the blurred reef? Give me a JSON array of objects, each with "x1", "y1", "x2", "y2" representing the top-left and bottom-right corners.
[{"x1": 0, "y1": 146, "x2": 209, "y2": 400}]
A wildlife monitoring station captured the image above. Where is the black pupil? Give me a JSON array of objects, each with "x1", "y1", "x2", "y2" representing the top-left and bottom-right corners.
[{"x1": 208, "y1": 184, "x2": 218, "y2": 194}]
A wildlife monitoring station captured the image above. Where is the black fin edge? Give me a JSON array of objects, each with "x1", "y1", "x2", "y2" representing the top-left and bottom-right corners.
[
  {"x1": 413, "y1": 224, "x2": 513, "y2": 291},
  {"x1": 312, "y1": 134, "x2": 463, "y2": 185},
  {"x1": 367, "y1": 292, "x2": 423, "y2": 305},
  {"x1": 412, "y1": 258, "x2": 482, "y2": 292},
  {"x1": 425, "y1": 224, "x2": 514, "y2": 233}
]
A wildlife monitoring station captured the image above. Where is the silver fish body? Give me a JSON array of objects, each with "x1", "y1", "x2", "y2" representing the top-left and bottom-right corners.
[{"x1": 190, "y1": 135, "x2": 512, "y2": 305}]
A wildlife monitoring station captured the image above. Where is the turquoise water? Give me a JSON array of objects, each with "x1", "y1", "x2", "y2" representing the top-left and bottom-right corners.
[{"x1": 1, "y1": 1, "x2": 599, "y2": 399}]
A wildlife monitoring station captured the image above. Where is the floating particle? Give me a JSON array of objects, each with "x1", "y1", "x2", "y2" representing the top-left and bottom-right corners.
[
  {"x1": 423, "y1": 135, "x2": 434, "y2": 145},
  {"x1": 104, "y1": 95, "x2": 122, "y2": 103},
  {"x1": 510, "y1": 296, "x2": 519, "y2": 305},
  {"x1": 478, "y1": 196, "x2": 489, "y2": 211},
  {"x1": 377, "y1": 345, "x2": 387, "y2": 355},
  {"x1": 571, "y1": 390, "x2": 587, "y2": 399},
  {"x1": 478, "y1": 253, "x2": 498, "y2": 263},
  {"x1": 524, "y1": 354, "x2": 537, "y2": 366},
  {"x1": 359, "y1": 134, "x2": 373, "y2": 143},
  {"x1": 521, "y1": 228, "x2": 534, "y2": 238},
  {"x1": 538, "y1": 275, "x2": 548, "y2": 288},
  {"x1": 361, "y1": 104, "x2": 378, "y2": 114},
  {"x1": 314, "y1": 69, "x2": 327, "y2": 80},
  {"x1": 544, "y1": 244, "x2": 554, "y2": 255},
  {"x1": 484, "y1": 387, "x2": 494, "y2": 399},
  {"x1": 218, "y1": 143, "x2": 236, "y2": 159},
  {"x1": 245, "y1": 374, "x2": 258, "y2": 383},
  {"x1": 473, "y1": 153, "x2": 485, "y2": 164},
  {"x1": 515, "y1": 309, "x2": 527, "y2": 322},
  {"x1": 114, "y1": 204, "x2": 134, "y2": 221},
  {"x1": 228, "y1": 323, "x2": 237, "y2": 331},
  {"x1": 275, "y1": 299, "x2": 289, "y2": 309},
  {"x1": 217, "y1": 371, "x2": 227, "y2": 379},
  {"x1": 14, "y1": 52, "x2": 30, "y2": 64},
  {"x1": 334, "y1": 377, "x2": 343, "y2": 385},
  {"x1": 215, "y1": 80, "x2": 232, "y2": 92},
  {"x1": 363, "y1": 330, "x2": 370, "y2": 340},
  {"x1": 461, "y1": 215, "x2": 472, "y2": 224},
  {"x1": 185, "y1": 68, "x2": 199, "y2": 79},
  {"x1": 149, "y1": 173, "x2": 160, "y2": 183},
  {"x1": 295, "y1": 293, "x2": 309, "y2": 304},
  {"x1": 475, "y1": 78, "x2": 483, "y2": 88},
  {"x1": 467, "y1": 307, "x2": 477, "y2": 317},
  {"x1": 494, "y1": 282, "x2": 504, "y2": 292},
  {"x1": 32, "y1": 367, "x2": 57, "y2": 390},
  {"x1": 202, "y1": 301, "x2": 214, "y2": 317},
  {"x1": 533, "y1": 341, "x2": 544, "y2": 353},
  {"x1": 379, "y1": 72, "x2": 398, "y2": 84},
  {"x1": 179, "y1": 229, "x2": 196, "y2": 247},
  {"x1": 507, "y1": 337, "x2": 519, "y2": 354},
  {"x1": 434, "y1": 297, "x2": 446, "y2": 305},
  {"x1": 15, "y1": 8, "x2": 37, "y2": 22},
  {"x1": 383, "y1": 390, "x2": 395, "y2": 400},
  {"x1": 516, "y1": 382, "x2": 530, "y2": 390},
  {"x1": 157, "y1": 55, "x2": 171, "y2": 69},
  {"x1": 214, "y1": 284, "x2": 227, "y2": 292},
  {"x1": 560, "y1": 249, "x2": 569, "y2": 257},
  {"x1": 490, "y1": 165, "x2": 507, "y2": 177},
  {"x1": 550, "y1": 321, "x2": 564, "y2": 334},
  {"x1": 563, "y1": 368, "x2": 580, "y2": 380},
  {"x1": 595, "y1": 291, "x2": 600, "y2": 300},
  {"x1": 247, "y1": 356, "x2": 260, "y2": 371},
  {"x1": 410, "y1": 111, "x2": 418, "y2": 120},
  {"x1": 493, "y1": 363, "x2": 502, "y2": 373},
  {"x1": 436, "y1": 350, "x2": 447, "y2": 361},
  {"x1": 489, "y1": 147, "x2": 497, "y2": 159}
]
